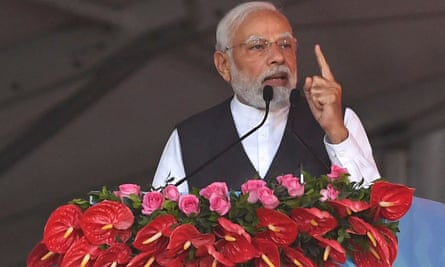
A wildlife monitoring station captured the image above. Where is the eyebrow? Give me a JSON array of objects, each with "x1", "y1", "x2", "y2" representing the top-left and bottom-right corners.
[{"x1": 243, "y1": 32, "x2": 294, "y2": 43}]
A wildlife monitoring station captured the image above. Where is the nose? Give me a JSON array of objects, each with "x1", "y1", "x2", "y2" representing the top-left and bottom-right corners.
[{"x1": 267, "y1": 43, "x2": 285, "y2": 65}]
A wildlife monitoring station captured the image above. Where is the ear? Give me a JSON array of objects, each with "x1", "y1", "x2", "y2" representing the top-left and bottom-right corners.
[{"x1": 213, "y1": 51, "x2": 231, "y2": 82}]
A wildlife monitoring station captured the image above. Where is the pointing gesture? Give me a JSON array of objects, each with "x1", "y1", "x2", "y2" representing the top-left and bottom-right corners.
[
  {"x1": 303, "y1": 44, "x2": 348, "y2": 144},
  {"x1": 316, "y1": 44, "x2": 335, "y2": 80}
]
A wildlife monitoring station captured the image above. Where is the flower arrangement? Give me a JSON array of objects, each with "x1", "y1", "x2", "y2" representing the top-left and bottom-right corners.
[{"x1": 28, "y1": 166, "x2": 414, "y2": 267}]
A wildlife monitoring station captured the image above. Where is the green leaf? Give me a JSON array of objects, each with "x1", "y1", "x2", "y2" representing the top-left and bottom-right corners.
[{"x1": 69, "y1": 198, "x2": 91, "y2": 210}]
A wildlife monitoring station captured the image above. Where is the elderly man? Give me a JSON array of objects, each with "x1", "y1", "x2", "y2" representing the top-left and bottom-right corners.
[{"x1": 152, "y1": 1, "x2": 380, "y2": 193}]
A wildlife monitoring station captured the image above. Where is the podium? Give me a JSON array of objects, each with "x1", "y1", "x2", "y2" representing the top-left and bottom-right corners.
[
  {"x1": 29, "y1": 187, "x2": 444, "y2": 266},
  {"x1": 395, "y1": 196, "x2": 445, "y2": 266}
]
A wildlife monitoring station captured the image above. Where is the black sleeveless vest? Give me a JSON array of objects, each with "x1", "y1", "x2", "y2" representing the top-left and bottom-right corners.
[{"x1": 176, "y1": 95, "x2": 331, "y2": 190}]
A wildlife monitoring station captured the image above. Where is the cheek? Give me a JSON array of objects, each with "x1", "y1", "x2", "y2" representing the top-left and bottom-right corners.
[
  {"x1": 236, "y1": 61, "x2": 268, "y2": 80},
  {"x1": 232, "y1": 52, "x2": 265, "y2": 77},
  {"x1": 287, "y1": 56, "x2": 297, "y2": 72}
]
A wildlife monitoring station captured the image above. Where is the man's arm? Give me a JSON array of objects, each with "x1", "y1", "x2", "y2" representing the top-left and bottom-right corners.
[
  {"x1": 303, "y1": 44, "x2": 380, "y2": 185},
  {"x1": 303, "y1": 44, "x2": 348, "y2": 144},
  {"x1": 324, "y1": 108, "x2": 380, "y2": 186}
]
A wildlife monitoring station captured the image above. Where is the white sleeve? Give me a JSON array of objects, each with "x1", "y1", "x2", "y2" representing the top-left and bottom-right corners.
[
  {"x1": 324, "y1": 108, "x2": 381, "y2": 187},
  {"x1": 152, "y1": 129, "x2": 189, "y2": 193}
]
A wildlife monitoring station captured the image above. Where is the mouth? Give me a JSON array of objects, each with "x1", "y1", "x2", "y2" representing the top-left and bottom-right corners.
[{"x1": 263, "y1": 72, "x2": 289, "y2": 86}]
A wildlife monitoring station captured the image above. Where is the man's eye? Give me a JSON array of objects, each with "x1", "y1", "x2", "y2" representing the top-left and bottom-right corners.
[
  {"x1": 279, "y1": 41, "x2": 293, "y2": 49},
  {"x1": 247, "y1": 40, "x2": 267, "y2": 50},
  {"x1": 250, "y1": 44, "x2": 266, "y2": 50},
  {"x1": 281, "y1": 43, "x2": 291, "y2": 48},
  {"x1": 282, "y1": 44, "x2": 293, "y2": 50}
]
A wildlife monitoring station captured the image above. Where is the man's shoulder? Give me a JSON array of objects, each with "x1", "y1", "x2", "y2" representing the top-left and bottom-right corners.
[
  {"x1": 177, "y1": 97, "x2": 233, "y2": 129},
  {"x1": 175, "y1": 96, "x2": 237, "y2": 153}
]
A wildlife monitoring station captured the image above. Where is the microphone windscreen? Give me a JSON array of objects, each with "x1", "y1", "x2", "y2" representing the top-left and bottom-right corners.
[
  {"x1": 263, "y1": 85, "x2": 274, "y2": 102},
  {"x1": 290, "y1": 81, "x2": 304, "y2": 106},
  {"x1": 290, "y1": 88, "x2": 299, "y2": 106}
]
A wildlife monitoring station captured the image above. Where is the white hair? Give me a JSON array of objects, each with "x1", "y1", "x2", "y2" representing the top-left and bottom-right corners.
[{"x1": 215, "y1": 2, "x2": 278, "y2": 52}]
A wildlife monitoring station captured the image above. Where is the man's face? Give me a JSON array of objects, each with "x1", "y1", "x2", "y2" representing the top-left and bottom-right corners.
[{"x1": 228, "y1": 9, "x2": 297, "y2": 110}]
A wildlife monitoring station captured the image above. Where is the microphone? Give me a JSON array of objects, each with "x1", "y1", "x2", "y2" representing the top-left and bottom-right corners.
[
  {"x1": 174, "y1": 85, "x2": 274, "y2": 187},
  {"x1": 289, "y1": 82, "x2": 302, "y2": 108},
  {"x1": 288, "y1": 83, "x2": 330, "y2": 173}
]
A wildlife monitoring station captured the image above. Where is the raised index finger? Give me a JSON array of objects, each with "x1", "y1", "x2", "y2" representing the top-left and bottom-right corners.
[{"x1": 315, "y1": 44, "x2": 335, "y2": 81}]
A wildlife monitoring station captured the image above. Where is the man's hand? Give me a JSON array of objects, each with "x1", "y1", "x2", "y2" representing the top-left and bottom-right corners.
[{"x1": 303, "y1": 44, "x2": 348, "y2": 144}]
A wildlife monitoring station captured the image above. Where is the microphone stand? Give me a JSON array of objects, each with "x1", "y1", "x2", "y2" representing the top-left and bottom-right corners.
[
  {"x1": 174, "y1": 86, "x2": 274, "y2": 187},
  {"x1": 288, "y1": 86, "x2": 330, "y2": 177}
]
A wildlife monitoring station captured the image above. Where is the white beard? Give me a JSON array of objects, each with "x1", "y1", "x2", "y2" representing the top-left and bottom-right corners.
[{"x1": 230, "y1": 64, "x2": 296, "y2": 111}]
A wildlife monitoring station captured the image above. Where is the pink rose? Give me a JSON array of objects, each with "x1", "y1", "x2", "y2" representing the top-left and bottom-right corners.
[
  {"x1": 327, "y1": 165, "x2": 349, "y2": 180},
  {"x1": 114, "y1": 183, "x2": 141, "y2": 201},
  {"x1": 320, "y1": 184, "x2": 340, "y2": 202},
  {"x1": 209, "y1": 194, "x2": 231, "y2": 216},
  {"x1": 199, "y1": 182, "x2": 228, "y2": 199},
  {"x1": 141, "y1": 191, "x2": 164, "y2": 215},
  {"x1": 276, "y1": 174, "x2": 304, "y2": 197},
  {"x1": 257, "y1": 187, "x2": 279, "y2": 209},
  {"x1": 162, "y1": 185, "x2": 180, "y2": 201},
  {"x1": 241, "y1": 179, "x2": 267, "y2": 203},
  {"x1": 178, "y1": 194, "x2": 200, "y2": 216}
]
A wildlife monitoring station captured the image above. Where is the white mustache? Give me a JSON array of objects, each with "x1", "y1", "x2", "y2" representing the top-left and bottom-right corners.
[{"x1": 259, "y1": 66, "x2": 292, "y2": 82}]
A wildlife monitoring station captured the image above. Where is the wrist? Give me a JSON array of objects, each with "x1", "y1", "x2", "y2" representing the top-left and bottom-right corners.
[{"x1": 326, "y1": 126, "x2": 348, "y2": 144}]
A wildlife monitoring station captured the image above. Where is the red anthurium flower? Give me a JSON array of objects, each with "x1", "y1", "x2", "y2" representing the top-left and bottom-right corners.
[
  {"x1": 27, "y1": 242, "x2": 62, "y2": 267},
  {"x1": 255, "y1": 208, "x2": 298, "y2": 246},
  {"x1": 196, "y1": 244, "x2": 236, "y2": 267},
  {"x1": 214, "y1": 217, "x2": 256, "y2": 263},
  {"x1": 133, "y1": 214, "x2": 177, "y2": 253},
  {"x1": 43, "y1": 204, "x2": 83, "y2": 253},
  {"x1": 126, "y1": 251, "x2": 162, "y2": 267},
  {"x1": 186, "y1": 262, "x2": 204, "y2": 267},
  {"x1": 60, "y1": 237, "x2": 101, "y2": 267},
  {"x1": 348, "y1": 216, "x2": 391, "y2": 265},
  {"x1": 312, "y1": 235, "x2": 346, "y2": 264},
  {"x1": 217, "y1": 217, "x2": 252, "y2": 242},
  {"x1": 93, "y1": 243, "x2": 132, "y2": 267},
  {"x1": 327, "y1": 199, "x2": 370, "y2": 218},
  {"x1": 251, "y1": 237, "x2": 280, "y2": 267},
  {"x1": 322, "y1": 262, "x2": 342, "y2": 267},
  {"x1": 166, "y1": 224, "x2": 215, "y2": 257},
  {"x1": 290, "y1": 207, "x2": 337, "y2": 236},
  {"x1": 281, "y1": 246, "x2": 316, "y2": 267},
  {"x1": 370, "y1": 181, "x2": 414, "y2": 221},
  {"x1": 376, "y1": 225, "x2": 398, "y2": 264},
  {"x1": 351, "y1": 242, "x2": 392, "y2": 267},
  {"x1": 126, "y1": 249, "x2": 186, "y2": 267},
  {"x1": 155, "y1": 250, "x2": 189, "y2": 267},
  {"x1": 80, "y1": 200, "x2": 134, "y2": 245},
  {"x1": 186, "y1": 245, "x2": 232, "y2": 267}
]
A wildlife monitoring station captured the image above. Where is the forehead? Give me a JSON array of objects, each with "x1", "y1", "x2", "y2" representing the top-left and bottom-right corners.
[{"x1": 232, "y1": 9, "x2": 293, "y2": 43}]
